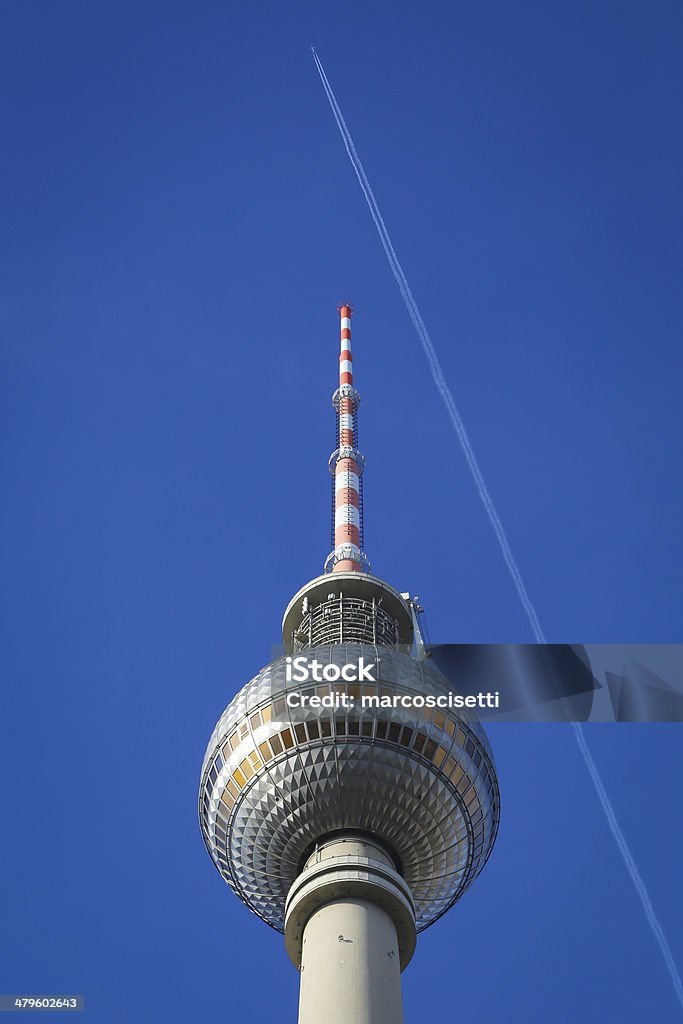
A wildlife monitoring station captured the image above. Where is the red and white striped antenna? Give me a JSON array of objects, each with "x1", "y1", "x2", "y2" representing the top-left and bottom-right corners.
[{"x1": 325, "y1": 304, "x2": 369, "y2": 574}]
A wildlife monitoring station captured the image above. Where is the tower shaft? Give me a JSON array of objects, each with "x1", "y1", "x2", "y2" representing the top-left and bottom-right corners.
[
  {"x1": 285, "y1": 834, "x2": 415, "y2": 1024},
  {"x1": 297, "y1": 900, "x2": 403, "y2": 1024}
]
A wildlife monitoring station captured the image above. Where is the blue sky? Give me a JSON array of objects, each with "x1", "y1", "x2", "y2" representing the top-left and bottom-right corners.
[{"x1": 1, "y1": 2, "x2": 682, "y2": 1021}]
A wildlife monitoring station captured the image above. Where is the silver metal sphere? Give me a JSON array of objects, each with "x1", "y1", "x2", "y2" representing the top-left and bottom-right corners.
[{"x1": 199, "y1": 644, "x2": 500, "y2": 932}]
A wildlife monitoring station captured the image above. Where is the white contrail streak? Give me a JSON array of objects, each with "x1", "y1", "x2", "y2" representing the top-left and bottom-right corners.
[{"x1": 311, "y1": 46, "x2": 683, "y2": 1012}]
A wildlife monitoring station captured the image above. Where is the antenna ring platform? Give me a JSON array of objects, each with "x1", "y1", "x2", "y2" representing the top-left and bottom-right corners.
[
  {"x1": 328, "y1": 447, "x2": 366, "y2": 475},
  {"x1": 332, "y1": 385, "x2": 361, "y2": 411},
  {"x1": 324, "y1": 545, "x2": 371, "y2": 573}
]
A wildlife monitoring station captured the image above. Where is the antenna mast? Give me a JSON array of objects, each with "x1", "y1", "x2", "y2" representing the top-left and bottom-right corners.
[{"x1": 325, "y1": 304, "x2": 369, "y2": 573}]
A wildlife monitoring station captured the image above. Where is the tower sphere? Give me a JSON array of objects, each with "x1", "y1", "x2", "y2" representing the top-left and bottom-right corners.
[{"x1": 199, "y1": 577, "x2": 500, "y2": 934}]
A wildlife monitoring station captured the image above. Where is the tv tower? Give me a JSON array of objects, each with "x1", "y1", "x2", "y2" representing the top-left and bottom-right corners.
[{"x1": 199, "y1": 306, "x2": 500, "y2": 1024}]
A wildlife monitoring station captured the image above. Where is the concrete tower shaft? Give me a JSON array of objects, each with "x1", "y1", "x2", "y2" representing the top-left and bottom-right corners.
[{"x1": 285, "y1": 834, "x2": 415, "y2": 1024}]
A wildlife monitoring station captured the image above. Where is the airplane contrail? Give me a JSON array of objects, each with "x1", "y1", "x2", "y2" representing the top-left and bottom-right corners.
[{"x1": 311, "y1": 45, "x2": 683, "y2": 1012}]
